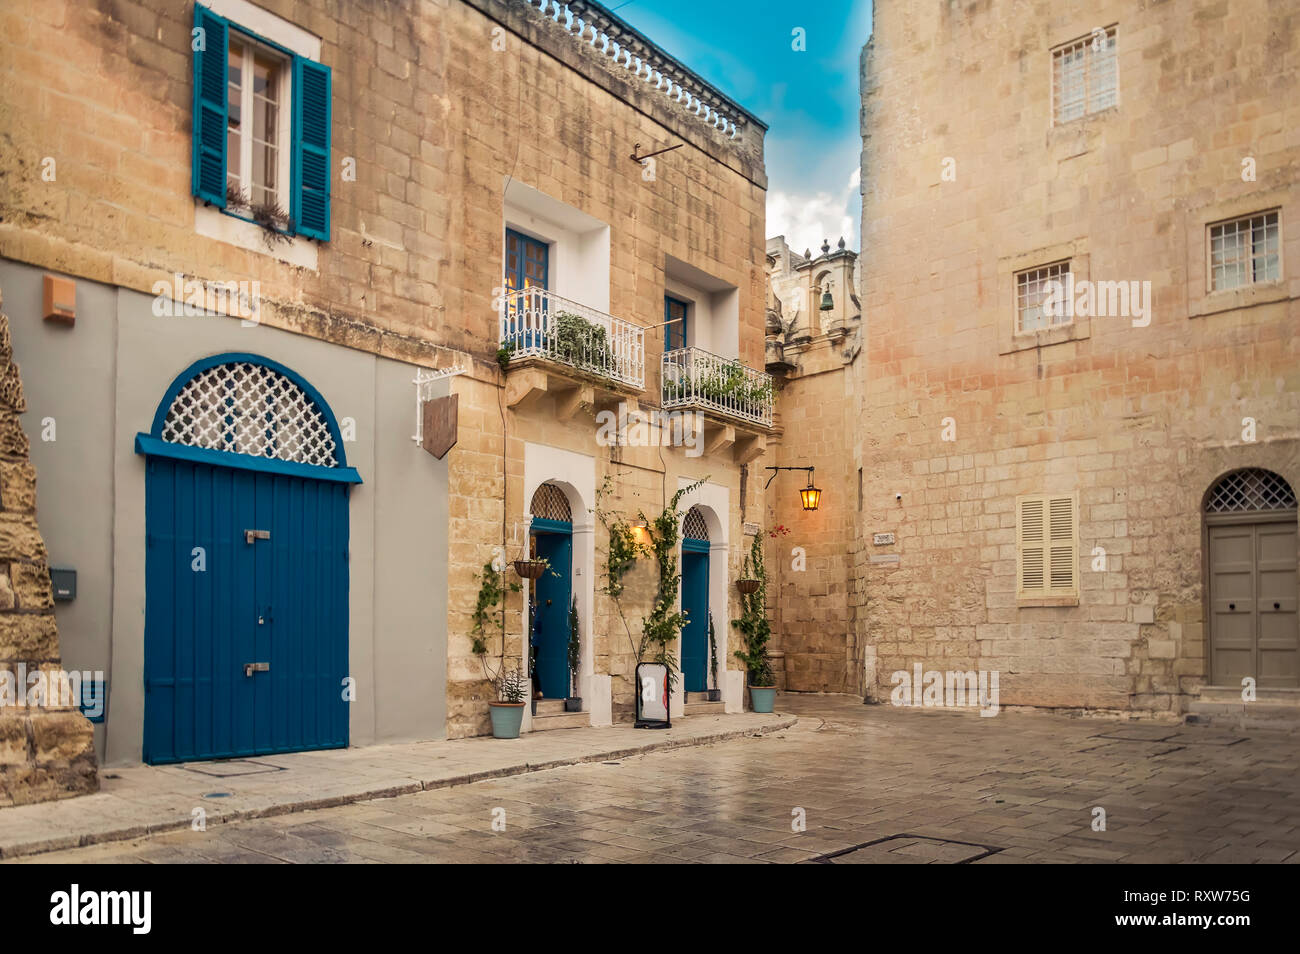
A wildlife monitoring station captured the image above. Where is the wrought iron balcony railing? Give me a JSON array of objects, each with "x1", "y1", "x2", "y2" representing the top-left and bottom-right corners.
[
  {"x1": 661, "y1": 347, "x2": 773, "y2": 427},
  {"x1": 500, "y1": 287, "x2": 645, "y2": 391}
]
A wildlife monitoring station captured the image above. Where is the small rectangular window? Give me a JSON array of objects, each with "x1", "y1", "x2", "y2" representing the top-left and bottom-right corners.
[
  {"x1": 664, "y1": 295, "x2": 689, "y2": 351},
  {"x1": 1052, "y1": 27, "x2": 1117, "y2": 124},
  {"x1": 1017, "y1": 493, "x2": 1078, "y2": 599},
  {"x1": 1209, "y1": 210, "x2": 1280, "y2": 291},
  {"x1": 226, "y1": 38, "x2": 288, "y2": 211},
  {"x1": 1015, "y1": 260, "x2": 1071, "y2": 333}
]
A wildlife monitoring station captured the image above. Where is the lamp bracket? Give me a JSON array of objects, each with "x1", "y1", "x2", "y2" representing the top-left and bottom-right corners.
[{"x1": 764, "y1": 465, "x2": 815, "y2": 490}]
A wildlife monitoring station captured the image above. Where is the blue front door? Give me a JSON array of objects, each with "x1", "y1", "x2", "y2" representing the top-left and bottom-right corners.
[
  {"x1": 681, "y1": 540, "x2": 710, "y2": 692},
  {"x1": 143, "y1": 459, "x2": 350, "y2": 763},
  {"x1": 533, "y1": 529, "x2": 573, "y2": 699}
]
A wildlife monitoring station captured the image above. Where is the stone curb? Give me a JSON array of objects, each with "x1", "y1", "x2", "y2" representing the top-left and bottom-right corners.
[{"x1": 0, "y1": 714, "x2": 797, "y2": 860}]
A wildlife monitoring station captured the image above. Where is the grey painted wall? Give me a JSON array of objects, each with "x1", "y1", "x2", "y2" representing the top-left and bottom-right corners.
[{"x1": 1, "y1": 260, "x2": 449, "y2": 765}]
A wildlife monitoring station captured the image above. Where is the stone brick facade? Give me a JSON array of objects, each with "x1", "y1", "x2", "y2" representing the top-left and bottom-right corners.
[
  {"x1": 764, "y1": 237, "x2": 862, "y2": 692},
  {"x1": 855, "y1": 0, "x2": 1299, "y2": 715},
  {"x1": 0, "y1": 289, "x2": 98, "y2": 805},
  {"x1": 0, "y1": 0, "x2": 771, "y2": 744}
]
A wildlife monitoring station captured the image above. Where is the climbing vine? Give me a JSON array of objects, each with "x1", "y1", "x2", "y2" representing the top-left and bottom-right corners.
[{"x1": 732, "y1": 530, "x2": 773, "y2": 685}]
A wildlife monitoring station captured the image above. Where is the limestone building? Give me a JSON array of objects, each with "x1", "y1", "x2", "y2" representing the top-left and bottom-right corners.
[
  {"x1": 0, "y1": 0, "x2": 771, "y2": 764},
  {"x1": 854, "y1": 0, "x2": 1299, "y2": 717}
]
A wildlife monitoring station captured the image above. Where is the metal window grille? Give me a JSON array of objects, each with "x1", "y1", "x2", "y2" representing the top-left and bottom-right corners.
[
  {"x1": 161, "y1": 362, "x2": 339, "y2": 466},
  {"x1": 529, "y1": 482, "x2": 572, "y2": 522},
  {"x1": 1206, "y1": 469, "x2": 1296, "y2": 513},
  {"x1": 683, "y1": 506, "x2": 709, "y2": 541},
  {"x1": 1052, "y1": 27, "x2": 1117, "y2": 124},
  {"x1": 1016, "y1": 261, "x2": 1071, "y2": 333},
  {"x1": 1209, "y1": 211, "x2": 1280, "y2": 291}
]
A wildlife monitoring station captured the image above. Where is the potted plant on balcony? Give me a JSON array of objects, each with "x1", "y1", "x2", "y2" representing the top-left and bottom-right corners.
[
  {"x1": 471, "y1": 558, "x2": 529, "y2": 738},
  {"x1": 707, "y1": 610, "x2": 721, "y2": 702},
  {"x1": 565, "y1": 596, "x2": 582, "y2": 712},
  {"x1": 732, "y1": 531, "x2": 776, "y2": 713},
  {"x1": 552, "y1": 311, "x2": 618, "y2": 380}
]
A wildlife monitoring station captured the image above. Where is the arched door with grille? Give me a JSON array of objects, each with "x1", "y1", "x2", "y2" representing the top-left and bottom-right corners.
[
  {"x1": 135, "y1": 355, "x2": 361, "y2": 763},
  {"x1": 681, "y1": 506, "x2": 710, "y2": 693},
  {"x1": 528, "y1": 483, "x2": 573, "y2": 699},
  {"x1": 1204, "y1": 469, "x2": 1298, "y2": 688}
]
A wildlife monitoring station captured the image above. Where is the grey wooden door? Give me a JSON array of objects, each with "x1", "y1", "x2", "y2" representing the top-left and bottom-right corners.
[{"x1": 1208, "y1": 519, "x2": 1298, "y2": 687}]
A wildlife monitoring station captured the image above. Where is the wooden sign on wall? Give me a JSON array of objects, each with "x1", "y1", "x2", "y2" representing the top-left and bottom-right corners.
[{"x1": 421, "y1": 393, "x2": 458, "y2": 459}]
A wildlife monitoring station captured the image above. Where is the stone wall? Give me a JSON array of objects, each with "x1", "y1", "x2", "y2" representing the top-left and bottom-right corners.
[
  {"x1": 0, "y1": 289, "x2": 98, "y2": 805},
  {"x1": 856, "y1": 0, "x2": 1300, "y2": 714}
]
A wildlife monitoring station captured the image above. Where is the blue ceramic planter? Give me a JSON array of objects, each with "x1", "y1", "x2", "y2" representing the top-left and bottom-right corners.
[
  {"x1": 489, "y1": 702, "x2": 525, "y2": 739},
  {"x1": 749, "y1": 686, "x2": 776, "y2": 713}
]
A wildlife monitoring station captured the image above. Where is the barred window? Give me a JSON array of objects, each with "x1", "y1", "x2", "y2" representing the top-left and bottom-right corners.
[
  {"x1": 1209, "y1": 211, "x2": 1280, "y2": 291},
  {"x1": 1016, "y1": 261, "x2": 1071, "y2": 333},
  {"x1": 1052, "y1": 27, "x2": 1117, "y2": 124}
]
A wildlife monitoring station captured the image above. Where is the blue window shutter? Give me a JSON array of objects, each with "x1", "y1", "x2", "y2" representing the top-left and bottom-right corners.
[
  {"x1": 191, "y1": 5, "x2": 228, "y2": 207},
  {"x1": 292, "y1": 56, "x2": 331, "y2": 240}
]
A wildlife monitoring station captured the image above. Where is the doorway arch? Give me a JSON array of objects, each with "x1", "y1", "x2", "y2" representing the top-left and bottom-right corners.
[
  {"x1": 1203, "y1": 468, "x2": 1298, "y2": 688},
  {"x1": 528, "y1": 482, "x2": 574, "y2": 699},
  {"x1": 134, "y1": 354, "x2": 361, "y2": 763},
  {"x1": 681, "y1": 506, "x2": 712, "y2": 693}
]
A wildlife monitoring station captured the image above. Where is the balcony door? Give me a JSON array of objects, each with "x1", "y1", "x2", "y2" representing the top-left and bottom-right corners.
[
  {"x1": 505, "y1": 229, "x2": 549, "y2": 351},
  {"x1": 664, "y1": 295, "x2": 689, "y2": 351}
]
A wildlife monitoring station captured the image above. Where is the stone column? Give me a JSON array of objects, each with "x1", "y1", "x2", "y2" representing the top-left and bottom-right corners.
[{"x1": 0, "y1": 287, "x2": 98, "y2": 806}]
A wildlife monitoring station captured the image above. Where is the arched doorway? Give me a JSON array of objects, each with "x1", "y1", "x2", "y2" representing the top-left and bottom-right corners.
[
  {"x1": 134, "y1": 355, "x2": 361, "y2": 763},
  {"x1": 1204, "y1": 468, "x2": 1298, "y2": 687},
  {"x1": 681, "y1": 506, "x2": 711, "y2": 693},
  {"x1": 529, "y1": 482, "x2": 573, "y2": 700}
]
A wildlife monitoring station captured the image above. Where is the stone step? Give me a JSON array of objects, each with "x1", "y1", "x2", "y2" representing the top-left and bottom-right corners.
[
  {"x1": 1185, "y1": 701, "x2": 1300, "y2": 732},
  {"x1": 530, "y1": 710, "x2": 589, "y2": 732},
  {"x1": 684, "y1": 691, "x2": 720, "y2": 704},
  {"x1": 1193, "y1": 686, "x2": 1300, "y2": 706},
  {"x1": 683, "y1": 701, "x2": 725, "y2": 716},
  {"x1": 534, "y1": 699, "x2": 568, "y2": 716}
]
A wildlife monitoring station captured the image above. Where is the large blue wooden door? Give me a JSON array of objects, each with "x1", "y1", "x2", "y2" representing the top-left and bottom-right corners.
[
  {"x1": 138, "y1": 354, "x2": 359, "y2": 764},
  {"x1": 533, "y1": 530, "x2": 572, "y2": 699},
  {"x1": 681, "y1": 540, "x2": 710, "y2": 692}
]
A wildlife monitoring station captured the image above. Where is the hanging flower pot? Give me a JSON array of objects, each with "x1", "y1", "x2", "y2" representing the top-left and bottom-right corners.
[
  {"x1": 735, "y1": 578, "x2": 760, "y2": 594},
  {"x1": 513, "y1": 559, "x2": 547, "y2": 580}
]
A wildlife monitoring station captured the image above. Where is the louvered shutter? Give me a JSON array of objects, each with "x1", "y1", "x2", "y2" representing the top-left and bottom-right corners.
[
  {"x1": 1047, "y1": 495, "x2": 1077, "y2": 593},
  {"x1": 191, "y1": 5, "x2": 229, "y2": 207},
  {"x1": 1018, "y1": 497, "x2": 1046, "y2": 595},
  {"x1": 292, "y1": 56, "x2": 331, "y2": 240}
]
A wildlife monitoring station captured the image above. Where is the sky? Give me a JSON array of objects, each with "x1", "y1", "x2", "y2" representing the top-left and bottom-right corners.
[{"x1": 613, "y1": 0, "x2": 873, "y2": 255}]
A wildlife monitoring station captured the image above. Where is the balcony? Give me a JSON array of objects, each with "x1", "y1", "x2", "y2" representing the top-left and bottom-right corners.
[
  {"x1": 500, "y1": 288, "x2": 645, "y2": 391},
  {"x1": 661, "y1": 347, "x2": 774, "y2": 428}
]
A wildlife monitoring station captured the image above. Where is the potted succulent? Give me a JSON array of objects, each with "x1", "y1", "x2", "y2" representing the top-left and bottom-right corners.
[
  {"x1": 488, "y1": 666, "x2": 527, "y2": 739},
  {"x1": 733, "y1": 531, "x2": 777, "y2": 713},
  {"x1": 471, "y1": 558, "x2": 529, "y2": 738},
  {"x1": 565, "y1": 596, "x2": 582, "y2": 712},
  {"x1": 707, "y1": 611, "x2": 721, "y2": 702}
]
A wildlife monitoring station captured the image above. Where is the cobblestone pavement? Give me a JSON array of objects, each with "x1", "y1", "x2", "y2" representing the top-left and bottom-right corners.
[{"x1": 13, "y1": 694, "x2": 1299, "y2": 864}]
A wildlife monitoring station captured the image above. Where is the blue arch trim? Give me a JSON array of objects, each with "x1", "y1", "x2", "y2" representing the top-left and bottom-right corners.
[
  {"x1": 682, "y1": 537, "x2": 710, "y2": 554},
  {"x1": 136, "y1": 352, "x2": 361, "y2": 484}
]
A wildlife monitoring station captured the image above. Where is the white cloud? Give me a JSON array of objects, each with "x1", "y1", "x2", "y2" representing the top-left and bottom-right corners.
[{"x1": 766, "y1": 165, "x2": 860, "y2": 255}]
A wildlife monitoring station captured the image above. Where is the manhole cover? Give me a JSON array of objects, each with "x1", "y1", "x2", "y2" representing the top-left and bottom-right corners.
[
  {"x1": 811, "y1": 834, "x2": 1002, "y2": 864},
  {"x1": 179, "y1": 759, "x2": 286, "y2": 778}
]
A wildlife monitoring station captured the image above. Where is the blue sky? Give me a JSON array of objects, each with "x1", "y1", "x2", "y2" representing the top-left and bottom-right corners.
[{"x1": 613, "y1": 0, "x2": 873, "y2": 254}]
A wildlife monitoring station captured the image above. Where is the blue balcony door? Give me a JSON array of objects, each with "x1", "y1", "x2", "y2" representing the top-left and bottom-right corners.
[
  {"x1": 665, "y1": 295, "x2": 689, "y2": 351},
  {"x1": 506, "y1": 228, "x2": 549, "y2": 350},
  {"x1": 681, "y1": 538, "x2": 710, "y2": 692},
  {"x1": 531, "y1": 521, "x2": 573, "y2": 699}
]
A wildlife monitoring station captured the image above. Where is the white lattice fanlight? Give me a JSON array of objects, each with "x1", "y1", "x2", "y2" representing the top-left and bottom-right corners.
[
  {"x1": 683, "y1": 506, "x2": 709, "y2": 541},
  {"x1": 161, "y1": 362, "x2": 340, "y2": 467},
  {"x1": 1205, "y1": 469, "x2": 1296, "y2": 513}
]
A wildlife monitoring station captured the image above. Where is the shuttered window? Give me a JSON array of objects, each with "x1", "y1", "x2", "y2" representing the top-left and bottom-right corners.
[
  {"x1": 191, "y1": 4, "x2": 331, "y2": 242},
  {"x1": 1017, "y1": 493, "x2": 1078, "y2": 598}
]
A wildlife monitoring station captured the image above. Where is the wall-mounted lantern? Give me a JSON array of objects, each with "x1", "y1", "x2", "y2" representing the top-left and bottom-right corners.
[{"x1": 765, "y1": 465, "x2": 822, "y2": 512}]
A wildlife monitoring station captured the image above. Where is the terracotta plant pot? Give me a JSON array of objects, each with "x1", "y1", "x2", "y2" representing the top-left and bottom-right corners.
[
  {"x1": 488, "y1": 701, "x2": 525, "y2": 738},
  {"x1": 513, "y1": 559, "x2": 547, "y2": 580},
  {"x1": 736, "y1": 578, "x2": 760, "y2": 594}
]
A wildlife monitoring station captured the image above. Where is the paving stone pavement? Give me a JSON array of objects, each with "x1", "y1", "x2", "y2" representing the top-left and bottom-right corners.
[{"x1": 9, "y1": 694, "x2": 1298, "y2": 864}]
